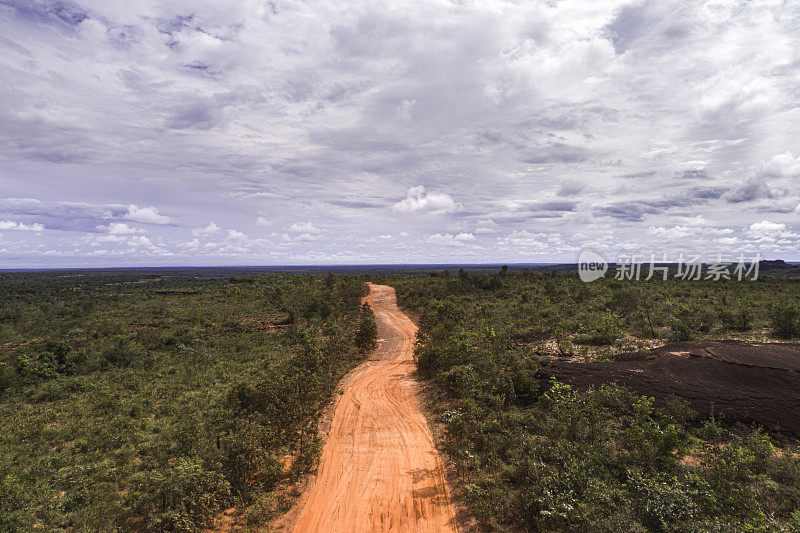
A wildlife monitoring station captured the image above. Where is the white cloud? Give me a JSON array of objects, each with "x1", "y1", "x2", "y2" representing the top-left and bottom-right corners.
[
  {"x1": 124, "y1": 204, "x2": 172, "y2": 225},
  {"x1": 256, "y1": 217, "x2": 271, "y2": 226},
  {"x1": 424, "y1": 232, "x2": 475, "y2": 247},
  {"x1": 676, "y1": 215, "x2": 709, "y2": 227},
  {"x1": 281, "y1": 233, "x2": 318, "y2": 244},
  {"x1": 759, "y1": 152, "x2": 800, "y2": 178},
  {"x1": 0, "y1": 220, "x2": 44, "y2": 232},
  {"x1": 95, "y1": 234, "x2": 126, "y2": 243},
  {"x1": 192, "y1": 221, "x2": 221, "y2": 237},
  {"x1": 393, "y1": 186, "x2": 457, "y2": 215},
  {"x1": 498, "y1": 230, "x2": 551, "y2": 250},
  {"x1": 647, "y1": 226, "x2": 697, "y2": 239},
  {"x1": 226, "y1": 229, "x2": 249, "y2": 243},
  {"x1": 475, "y1": 219, "x2": 499, "y2": 235},
  {"x1": 106, "y1": 222, "x2": 140, "y2": 235},
  {"x1": 288, "y1": 222, "x2": 324, "y2": 234},
  {"x1": 744, "y1": 221, "x2": 800, "y2": 247},
  {"x1": 128, "y1": 235, "x2": 157, "y2": 249},
  {"x1": 706, "y1": 227, "x2": 734, "y2": 236},
  {"x1": 178, "y1": 238, "x2": 201, "y2": 251},
  {"x1": 747, "y1": 220, "x2": 786, "y2": 239}
]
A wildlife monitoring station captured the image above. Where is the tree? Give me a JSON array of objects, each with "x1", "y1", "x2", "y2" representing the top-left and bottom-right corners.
[{"x1": 355, "y1": 303, "x2": 379, "y2": 354}]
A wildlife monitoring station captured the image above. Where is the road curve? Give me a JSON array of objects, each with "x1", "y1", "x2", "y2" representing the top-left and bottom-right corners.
[{"x1": 289, "y1": 283, "x2": 458, "y2": 533}]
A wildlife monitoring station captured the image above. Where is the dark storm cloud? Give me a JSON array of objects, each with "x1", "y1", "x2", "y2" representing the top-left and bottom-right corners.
[
  {"x1": 0, "y1": 199, "x2": 121, "y2": 232},
  {"x1": 689, "y1": 186, "x2": 727, "y2": 200},
  {"x1": 522, "y1": 201, "x2": 578, "y2": 212},
  {"x1": 595, "y1": 196, "x2": 703, "y2": 222},
  {"x1": 724, "y1": 179, "x2": 777, "y2": 203},
  {"x1": 0, "y1": 113, "x2": 99, "y2": 164}
]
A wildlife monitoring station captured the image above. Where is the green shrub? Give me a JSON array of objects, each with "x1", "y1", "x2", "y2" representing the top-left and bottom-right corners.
[
  {"x1": 627, "y1": 471, "x2": 706, "y2": 531},
  {"x1": 576, "y1": 313, "x2": 623, "y2": 345},
  {"x1": 718, "y1": 307, "x2": 752, "y2": 332},
  {"x1": 435, "y1": 364, "x2": 479, "y2": 398},
  {"x1": 668, "y1": 304, "x2": 711, "y2": 341},
  {"x1": 771, "y1": 306, "x2": 800, "y2": 338},
  {"x1": 355, "y1": 303, "x2": 379, "y2": 354},
  {"x1": 137, "y1": 458, "x2": 231, "y2": 532}
]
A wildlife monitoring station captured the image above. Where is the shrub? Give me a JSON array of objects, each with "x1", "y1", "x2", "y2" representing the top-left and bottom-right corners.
[
  {"x1": 576, "y1": 313, "x2": 623, "y2": 345},
  {"x1": 627, "y1": 471, "x2": 706, "y2": 531},
  {"x1": 771, "y1": 306, "x2": 800, "y2": 338},
  {"x1": 668, "y1": 304, "x2": 714, "y2": 341},
  {"x1": 355, "y1": 303, "x2": 379, "y2": 354},
  {"x1": 718, "y1": 307, "x2": 752, "y2": 332},
  {"x1": 435, "y1": 364, "x2": 479, "y2": 398},
  {"x1": 137, "y1": 458, "x2": 231, "y2": 532}
]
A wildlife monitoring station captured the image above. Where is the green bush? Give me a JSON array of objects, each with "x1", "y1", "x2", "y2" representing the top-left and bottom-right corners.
[
  {"x1": 576, "y1": 313, "x2": 623, "y2": 345},
  {"x1": 435, "y1": 364, "x2": 479, "y2": 398},
  {"x1": 771, "y1": 306, "x2": 800, "y2": 338},
  {"x1": 355, "y1": 303, "x2": 379, "y2": 354},
  {"x1": 136, "y1": 458, "x2": 231, "y2": 532},
  {"x1": 718, "y1": 307, "x2": 752, "y2": 332}
]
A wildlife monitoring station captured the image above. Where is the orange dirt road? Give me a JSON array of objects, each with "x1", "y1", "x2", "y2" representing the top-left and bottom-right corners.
[{"x1": 289, "y1": 284, "x2": 458, "y2": 533}]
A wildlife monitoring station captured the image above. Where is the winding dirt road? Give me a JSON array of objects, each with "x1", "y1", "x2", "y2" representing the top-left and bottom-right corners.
[{"x1": 288, "y1": 284, "x2": 458, "y2": 533}]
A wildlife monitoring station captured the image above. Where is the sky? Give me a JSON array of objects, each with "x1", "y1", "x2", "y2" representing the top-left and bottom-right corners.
[{"x1": 0, "y1": 0, "x2": 799, "y2": 267}]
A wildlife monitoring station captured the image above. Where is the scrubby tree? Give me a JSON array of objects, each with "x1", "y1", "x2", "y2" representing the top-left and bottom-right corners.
[{"x1": 355, "y1": 303, "x2": 379, "y2": 354}]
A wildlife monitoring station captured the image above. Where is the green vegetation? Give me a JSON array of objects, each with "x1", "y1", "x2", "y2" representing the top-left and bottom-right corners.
[
  {"x1": 355, "y1": 302, "x2": 379, "y2": 354},
  {"x1": 390, "y1": 269, "x2": 800, "y2": 532},
  {"x1": 4, "y1": 266, "x2": 800, "y2": 532},
  {"x1": 0, "y1": 271, "x2": 373, "y2": 531}
]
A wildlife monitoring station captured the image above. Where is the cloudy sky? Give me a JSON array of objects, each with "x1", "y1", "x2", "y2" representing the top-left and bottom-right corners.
[{"x1": 1, "y1": 0, "x2": 799, "y2": 267}]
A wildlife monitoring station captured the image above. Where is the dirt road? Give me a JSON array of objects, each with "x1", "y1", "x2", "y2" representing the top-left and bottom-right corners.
[{"x1": 288, "y1": 284, "x2": 458, "y2": 533}]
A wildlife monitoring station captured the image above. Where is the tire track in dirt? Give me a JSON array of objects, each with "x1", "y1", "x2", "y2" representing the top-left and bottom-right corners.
[{"x1": 286, "y1": 283, "x2": 458, "y2": 533}]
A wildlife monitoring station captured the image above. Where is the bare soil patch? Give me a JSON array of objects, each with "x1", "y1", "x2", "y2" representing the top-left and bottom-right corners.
[{"x1": 538, "y1": 340, "x2": 800, "y2": 435}]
